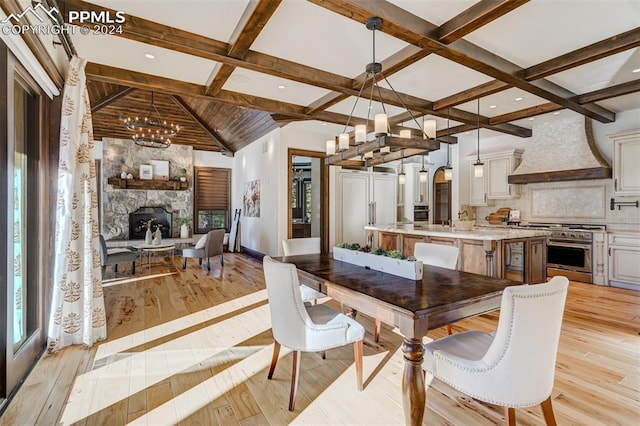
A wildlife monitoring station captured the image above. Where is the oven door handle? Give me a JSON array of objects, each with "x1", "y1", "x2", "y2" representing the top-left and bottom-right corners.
[{"x1": 547, "y1": 241, "x2": 591, "y2": 249}]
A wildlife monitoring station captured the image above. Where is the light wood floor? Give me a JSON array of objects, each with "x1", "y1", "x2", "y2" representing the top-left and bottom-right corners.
[{"x1": 1, "y1": 253, "x2": 639, "y2": 425}]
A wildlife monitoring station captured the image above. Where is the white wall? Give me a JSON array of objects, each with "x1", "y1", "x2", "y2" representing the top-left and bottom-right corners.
[{"x1": 194, "y1": 150, "x2": 234, "y2": 168}]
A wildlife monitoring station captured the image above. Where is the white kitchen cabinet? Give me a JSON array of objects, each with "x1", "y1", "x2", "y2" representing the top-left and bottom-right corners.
[
  {"x1": 486, "y1": 149, "x2": 522, "y2": 199},
  {"x1": 338, "y1": 169, "x2": 397, "y2": 245},
  {"x1": 467, "y1": 160, "x2": 489, "y2": 206},
  {"x1": 610, "y1": 130, "x2": 640, "y2": 196},
  {"x1": 608, "y1": 233, "x2": 640, "y2": 290}
]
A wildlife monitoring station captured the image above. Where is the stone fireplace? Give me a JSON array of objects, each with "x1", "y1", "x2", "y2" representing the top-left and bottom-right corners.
[
  {"x1": 129, "y1": 207, "x2": 173, "y2": 239},
  {"x1": 101, "y1": 138, "x2": 193, "y2": 240}
]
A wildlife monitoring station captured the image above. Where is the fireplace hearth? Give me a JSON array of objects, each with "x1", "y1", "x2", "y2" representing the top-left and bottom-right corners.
[{"x1": 129, "y1": 207, "x2": 172, "y2": 239}]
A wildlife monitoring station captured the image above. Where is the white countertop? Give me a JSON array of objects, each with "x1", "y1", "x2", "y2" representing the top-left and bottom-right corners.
[{"x1": 366, "y1": 224, "x2": 551, "y2": 241}]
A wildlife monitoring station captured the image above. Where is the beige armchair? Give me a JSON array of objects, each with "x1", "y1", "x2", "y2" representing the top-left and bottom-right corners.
[
  {"x1": 423, "y1": 277, "x2": 569, "y2": 425},
  {"x1": 263, "y1": 256, "x2": 364, "y2": 411},
  {"x1": 182, "y1": 229, "x2": 225, "y2": 271}
]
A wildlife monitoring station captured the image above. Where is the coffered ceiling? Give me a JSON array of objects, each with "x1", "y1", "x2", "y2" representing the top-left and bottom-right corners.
[{"x1": 6, "y1": 0, "x2": 640, "y2": 153}]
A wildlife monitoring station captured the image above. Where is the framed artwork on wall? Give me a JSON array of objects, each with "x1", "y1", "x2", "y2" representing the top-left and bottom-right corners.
[
  {"x1": 139, "y1": 164, "x2": 153, "y2": 180},
  {"x1": 150, "y1": 160, "x2": 169, "y2": 181}
]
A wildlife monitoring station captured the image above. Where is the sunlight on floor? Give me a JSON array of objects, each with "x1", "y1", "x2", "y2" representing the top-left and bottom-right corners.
[
  {"x1": 94, "y1": 290, "x2": 268, "y2": 362},
  {"x1": 60, "y1": 298, "x2": 272, "y2": 425}
]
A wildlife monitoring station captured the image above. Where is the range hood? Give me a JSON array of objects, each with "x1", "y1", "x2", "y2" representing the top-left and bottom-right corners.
[{"x1": 508, "y1": 116, "x2": 611, "y2": 184}]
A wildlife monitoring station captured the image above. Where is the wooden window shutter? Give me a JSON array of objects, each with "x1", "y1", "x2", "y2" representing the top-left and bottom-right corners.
[{"x1": 194, "y1": 166, "x2": 231, "y2": 222}]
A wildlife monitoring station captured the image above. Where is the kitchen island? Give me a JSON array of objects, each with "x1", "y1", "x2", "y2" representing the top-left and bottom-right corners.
[{"x1": 365, "y1": 224, "x2": 551, "y2": 283}]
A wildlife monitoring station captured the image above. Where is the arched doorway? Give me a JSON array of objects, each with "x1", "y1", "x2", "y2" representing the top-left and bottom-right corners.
[{"x1": 433, "y1": 167, "x2": 452, "y2": 225}]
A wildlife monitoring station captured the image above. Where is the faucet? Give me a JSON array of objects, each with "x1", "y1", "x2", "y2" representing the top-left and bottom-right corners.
[{"x1": 458, "y1": 210, "x2": 468, "y2": 219}]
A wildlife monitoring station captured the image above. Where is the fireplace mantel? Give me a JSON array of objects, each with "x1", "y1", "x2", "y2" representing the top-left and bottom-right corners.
[{"x1": 108, "y1": 177, "x2": 188, "y2": 190}]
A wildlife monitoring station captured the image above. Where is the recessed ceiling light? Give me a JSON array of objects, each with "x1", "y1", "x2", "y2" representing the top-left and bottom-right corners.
[
  {"x1": 515, "y1": 97, "x2": 523, "y2": 101},
  {"x1": 528, "y1": 118, "x2": 535, "y2": 121},
  {"x1": 144, "y1": 53, "x2": 155, "y2": 59},
  {"x1": 553, "y1": 111, "x2": 561, "y2": 115},
  {"x1": 322, "y1": 123, "x2": 328, "y2": 126},
  {"x1": 464, "y1": 131, "x2": 470, "y2": 134},
  {"x1": 489, "y1": 105, "x2": 497, "y2": 109},
  {"x1": 632, "y1": 68, "x2": 640, "y2": 73},
  {"x1": 277, "y1": 84, "x2": 286, "y2": 90}
]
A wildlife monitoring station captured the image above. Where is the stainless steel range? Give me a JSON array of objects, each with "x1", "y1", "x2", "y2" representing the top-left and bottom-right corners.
[{"x1": 526, "y1": 223, "x2": 606, "y2": 283}]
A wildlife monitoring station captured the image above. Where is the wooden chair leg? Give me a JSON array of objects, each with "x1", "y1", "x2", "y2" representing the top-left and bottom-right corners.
[
  {"x1": 320, "y1": 351, "x2": 326, "y2": 359},
  {"x1": 374, "y1": 319, "x2": 381, "y2": 343},
  {"x1": 183, "y1": 257, "x2": 187, "y2": 269},
  {"x1": 268, "y1": 341, "x2": 281, "y2": 380},
  {"x1": 207, "y1": 257, "x2": 211, "y2": 271},
  {"x1": 114, "y1": 264, "x2": 118, "y2": 272},
  {"x1": 220, "y1": 254, "x2": 224, "y2": 266},
  {"x1": 198, "y1": 258, "x2": 202, "y2": 265},
  {"x1": 504, "y1": 406, "x2": 515, "y2": 426},
  {"x1": 288, "y1": 350, "x2": 301, "y2": 411},
  {"x1": 445, "y1": 324, "x2": 453, "y2": 335},
  {"x1": 540, "y1": 397, "x2": 557, "y2": 426},
  {"x1": 131, "y1": 261, "x2": 135, "y2": 274},
  {"x1": 354, "y1": 340, "x2": 363, "y2": 391}
]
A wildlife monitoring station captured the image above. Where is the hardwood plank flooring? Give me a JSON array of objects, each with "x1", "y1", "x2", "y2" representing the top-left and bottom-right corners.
[{"x1": 1, "y1": 253, "x2": 639, "y2": 425}]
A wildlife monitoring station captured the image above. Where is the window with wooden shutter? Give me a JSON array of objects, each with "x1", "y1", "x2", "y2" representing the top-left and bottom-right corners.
[{"x1": 194, "y1": 167, "x2": 231, "y2": 233}]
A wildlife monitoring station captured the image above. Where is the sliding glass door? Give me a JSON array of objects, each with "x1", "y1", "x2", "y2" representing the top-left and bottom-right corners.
[{"x1": 1, "y1": 43, "x2": 47, "y2": 409}]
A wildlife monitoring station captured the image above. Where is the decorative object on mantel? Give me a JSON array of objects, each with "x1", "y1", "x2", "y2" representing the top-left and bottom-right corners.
[
  {"x1": 150, "y1": 160, "x2": 169, "y2": 181},
  {"x1": 610, "y1": 198, "x2": 639, "y2": 210},
  {"x1": 324, "y1": 17, "x2": 440, "y2": 168},
  {"x1": 179, "y1": 168, "x2": 187, "y2": 182},
  {"x1": 127, "y1": 173, "x2": 133, "y2": 180},
  {"x1": 333, "y1": 244, "x2": 423, "y2": 280},
  {"x1": 107, "y1": 177, "x2": 188, "y2": 190},
  {"x1": 120, "y1": 171, "x2": 127, "y2": 179},
  {"x1": 139, "y1": 164, "x2": 153, "y2": 180},
  {"x1": 123, "y1": 91, "x2": 178, "y2": 149}
]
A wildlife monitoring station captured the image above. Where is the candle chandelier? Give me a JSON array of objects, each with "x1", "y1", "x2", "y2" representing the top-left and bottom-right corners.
[
  {"x1": 325, "y1": 17, "x2": 440, "y2": 166},
  {"x1": 123, "y1": 92, "x2": 179, "y2": 149}
]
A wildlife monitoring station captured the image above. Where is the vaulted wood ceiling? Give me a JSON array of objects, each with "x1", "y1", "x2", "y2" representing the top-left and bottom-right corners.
[{"x1": 10, "y1": 0, "x2": 638, "y2": 154}]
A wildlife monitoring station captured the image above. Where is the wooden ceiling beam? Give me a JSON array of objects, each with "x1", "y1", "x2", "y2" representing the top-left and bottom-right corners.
[
  {"x1": 522, "y1": 27, "x2": 640, "y2": 80},
  {"x1": 91, "y1": 87, "x2": 135, "y2": 113},
  {"x1": 64, "y1": 0, "x2": 530, "y2": 137},
  {"x1": 437, "y1": 0, "x2": 530, "y2": 44},
  {"x1": 170, "y1": 95, "x2": 234, "y2": 153},
  {"x1": 205, "y1": 0, "x2": 282, "y2": 96},
  {"x1": 575, "y1": 78, "x2": 640, "y2": 104},
  {"x1": 310, "y1": 0, "x2": 615, "y2": 123},
  {"x1": 490, "y1": 79, "x2": 640, "y2": 124},
  {"x1": 433, "y1": 28, "x2": 640, "y2": 111}
]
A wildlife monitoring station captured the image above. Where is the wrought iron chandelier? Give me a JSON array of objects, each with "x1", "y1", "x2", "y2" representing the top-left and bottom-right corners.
[
  {"x1": 123, "y1": 92, "x2": 179, "y2": 149},
  {"x1": 325, "y1": 17, "x2": 440, "y2": 166}
]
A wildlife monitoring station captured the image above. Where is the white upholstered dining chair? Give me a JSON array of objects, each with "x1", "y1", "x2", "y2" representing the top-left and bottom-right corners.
[
  {"x1": 282, "y1": 237, "x2": 325, "y2": 303},
  {"x1": 263, "y1": 255, "x2": 364, "y2": 411},
  {"x1": 422, "y1": 276, "x2": 569, "y2": 426},
  {"x1": 413, "y1": 242, "x2": 460, "y2": 335}
]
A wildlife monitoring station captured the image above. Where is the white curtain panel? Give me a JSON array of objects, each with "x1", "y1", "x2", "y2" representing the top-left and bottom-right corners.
[{"x1": 47, "y1": 56, "x2": 106, "y2": 352}]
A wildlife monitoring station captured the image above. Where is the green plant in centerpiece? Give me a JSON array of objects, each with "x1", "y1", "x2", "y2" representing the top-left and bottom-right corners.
[
  {"x1": 336, "y1": 243, "x2": 412, "y2": 261},
  {"x1": 178, "y1": 216, "x2": 191, "y2": 226}
]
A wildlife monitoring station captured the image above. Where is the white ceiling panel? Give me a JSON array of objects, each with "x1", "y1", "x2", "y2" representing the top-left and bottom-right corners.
[
  {"x1": 387, "y1": 0, "x2": 476, "y2": 26},
  {"x1": 71, "y1": 34, "x2": 217, "y2": 84},
  {"x1": 454, "y1": 88, "x2": 549, "y2": 118},
  {"x1": 250, "y1": 0, "x2": 408, "y2": 78},
  {"x1": 223, "y1": 68, "x2": 331, "y2": 106},
  {"x1": 85, "y1": 0, "x2": 250, "y2": 42},
  {"x1": 596, "y1": 92, "x2": 640, "y2": 113},
  {"x1": 465, "y1": 0, "x2": 640, "y2": 68},
  {"x1": 379, "y1": 54, "x2": 494, "y2": 101}
]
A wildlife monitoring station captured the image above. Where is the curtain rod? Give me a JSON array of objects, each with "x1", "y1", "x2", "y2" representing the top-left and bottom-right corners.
[{"x1": 39, "y1": 0, "x2": 77, "y2": 60}]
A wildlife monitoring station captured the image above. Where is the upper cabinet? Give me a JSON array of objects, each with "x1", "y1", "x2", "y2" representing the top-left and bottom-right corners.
[
  {"x1": 487, "y1": 150, "x2": 522, "y2": 199},
  {"x1": 467, "y1": 149, "x2": 522, "y2": 204},
  {"x1": 610, "y1": 130, "x2": 640, "y2": 196}
]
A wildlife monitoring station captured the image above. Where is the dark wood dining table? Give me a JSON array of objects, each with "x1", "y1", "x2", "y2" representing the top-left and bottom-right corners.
[{"x1": 277, "y1": 253, "x2": 515, "y2": 426}]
